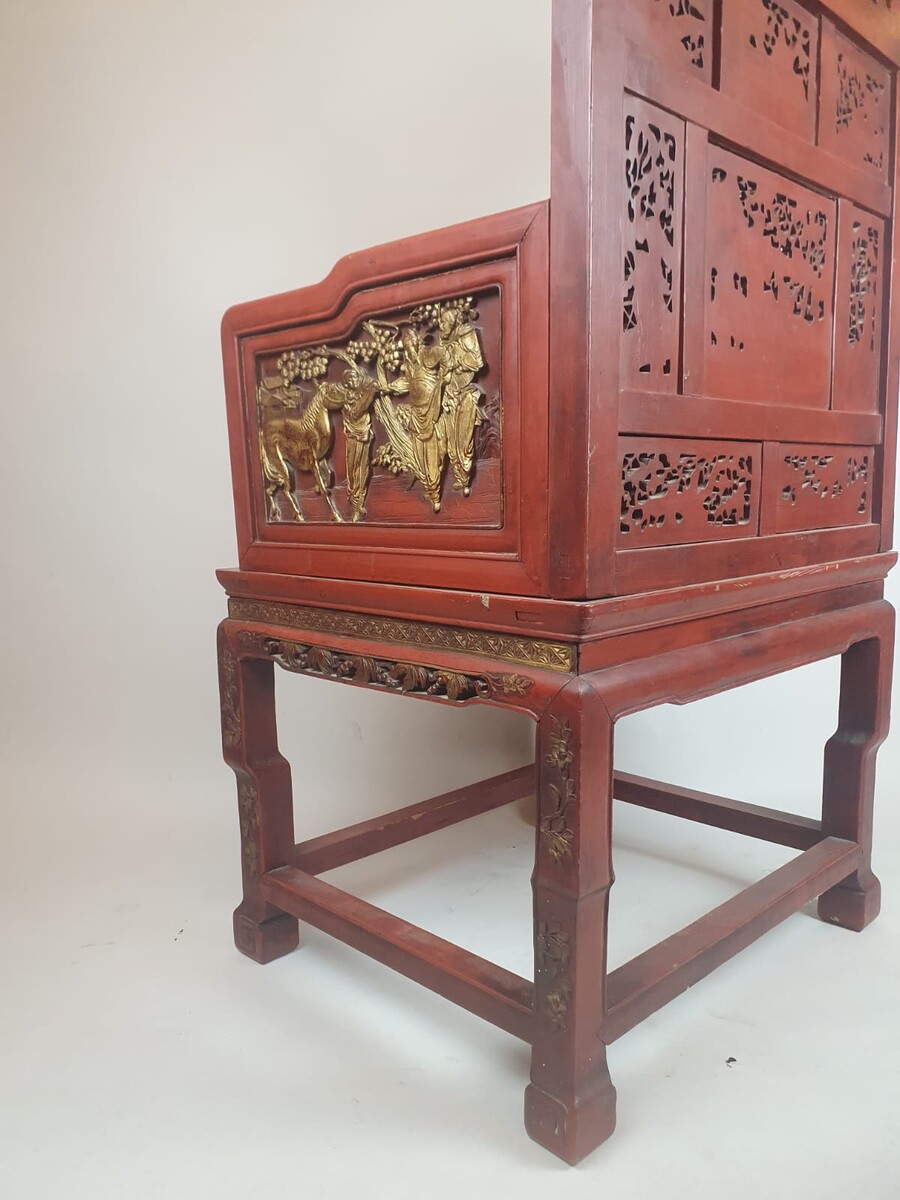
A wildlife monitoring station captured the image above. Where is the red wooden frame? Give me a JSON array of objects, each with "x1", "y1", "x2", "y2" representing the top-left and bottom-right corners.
[
  {"x1": 217, "y1": 0, "x2": 899, "y2": 1168},
  {"x1": 222, "y1": 203, "x2": 550, "y2": 595}
]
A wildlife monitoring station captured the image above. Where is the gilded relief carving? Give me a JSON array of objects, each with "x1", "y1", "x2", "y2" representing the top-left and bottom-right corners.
[
  {"x1": 257, "y1": 296, "x2": 492, "y2": 524},
  {"x1": 227, "y1": 598, "x2": 576, "y2": 673},
  {"x1": 540, "y1": 718, "x2": 575, "y2": 863},
  {"x1": 537, "y1": 917, "x2": 573, "y2": 1033},
  {"x1": 257, "y1": 636, "x2": 532, "y2": 703},
  {"x1": 220, "y1": 646, "x2": 241, "y2": 748},
  {"x1": 238, "y1": 780, "x2": 259, "y2": 876}
]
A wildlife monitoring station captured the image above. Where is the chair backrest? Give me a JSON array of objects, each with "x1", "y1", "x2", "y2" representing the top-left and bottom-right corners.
[
  {"x1": 548, "y1": 0, "x2": 900, "y2": 598},
  {"x1": 221, "y1": 1, "x2": 899, "y2": 602}
]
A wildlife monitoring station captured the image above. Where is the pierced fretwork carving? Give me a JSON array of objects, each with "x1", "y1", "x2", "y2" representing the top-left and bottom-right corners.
[
  {"x1": 622, "y1": 96, "x2": 684, "y2": 392},
  {"x1": 834, "y1": 202, "x2": 885, "y2": 413},
  {"x1": 761, "y1": 442, "x2": 874, "y2": 533},
  {"x1": 624, "y1": 0, "x2": 711, "y2": 79},
  {"x1": 819, "y1": 22, "x2": 890, "y2": 182},
  {"x1": 703, "y1": 146, "x2": 835, "y2": 407},
  {"x1": 721, "y1": 0, "x2": 818, "y2": 140},
  {"x1": 618, "y1": 437, "x2": 760, "y2": 547}
]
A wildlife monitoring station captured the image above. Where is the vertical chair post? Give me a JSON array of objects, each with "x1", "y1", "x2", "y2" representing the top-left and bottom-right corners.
[
  {"x1": 818, "y1": 610, "x2": 895, "y2": 931},
  {"x1": 218, "y1": 624, "x2": 299, "y2": 962},
  {"x1": 525, "y1": 678, "x2": 617, "y2": 1164}
]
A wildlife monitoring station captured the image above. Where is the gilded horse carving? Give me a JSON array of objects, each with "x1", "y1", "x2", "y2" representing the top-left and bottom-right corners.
[{"x1": 257, "y1": 366, "x2": 378, "y2": 523}]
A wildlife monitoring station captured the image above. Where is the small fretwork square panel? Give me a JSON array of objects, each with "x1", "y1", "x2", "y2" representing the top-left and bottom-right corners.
[
  {"x1": 701, "y1": 145, "x2": 836, "y2": 408},
  {"x1": 819, "y1": 20, "x2": 891, "y2": 183},
  {"x1": 621, "y1": 0, "x2": 713, "y2": 83},
  {"x1": 621, "y1": 95, "x2": 685, "y2": 392},
  {"x1": 720, "y1": 0, "x2": 818, "y2": 140}
]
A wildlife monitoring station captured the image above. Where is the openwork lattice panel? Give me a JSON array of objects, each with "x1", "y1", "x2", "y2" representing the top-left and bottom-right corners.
[
  {"x1": 622, "y1": 0, "x2": 713, "y2": 82},
  {"x1": 833, "y1": 202, "x2": 885, "y2": 414},
  {"x1": 819, "y1": 20, "x2": 891, "y2": 182},
  {"x1": 621, "y1": 96, "x2": 685, "y2": 392},
  {"x1": 720, "y1": 0, "x2": 819, "y2": 140},
  {"x1": 619, "y1": 436, "x2": 761, "y2": 547},
  {"x1": 760, "y1": 442, "x2": 874, "y2": 533},
  {"x1": 702, "y1": 145, "x2": 836, "y2": 408}
]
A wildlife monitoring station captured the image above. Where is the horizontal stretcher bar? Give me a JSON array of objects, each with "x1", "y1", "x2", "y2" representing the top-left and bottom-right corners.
[
  {"x1": 603, "y1": 837, "x2": 860, "y2": 1042},
  {"x1": 261, "y1": 865, "x2": 535, "y2": 1042},
  {"x1": 291, "y1": 764, "x2": 534, "y2": 875},
  {"x1": 290, "y1": 766, "x2": 824, "y2": 877},
  {"x1": 613, "y1": 772, "x2": 824, "y2": 851}
]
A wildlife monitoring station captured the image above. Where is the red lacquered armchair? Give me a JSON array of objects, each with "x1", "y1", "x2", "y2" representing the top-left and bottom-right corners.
[{"x1": 217, "y1": 0, "x2": 897, "y2": 1163}]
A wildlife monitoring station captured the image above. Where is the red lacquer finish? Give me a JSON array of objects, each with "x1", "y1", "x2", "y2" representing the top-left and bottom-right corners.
[{"x1": 217, "y1": 0, "x2": 898, "y2": 1166}]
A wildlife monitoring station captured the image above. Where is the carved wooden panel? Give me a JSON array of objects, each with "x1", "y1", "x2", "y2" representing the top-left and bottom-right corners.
[
  {"x1": 833, "y1": 202, "x2": 885, "y2": 414},
  {"x1": 720, "y1": 0, "x2": 819, "y2": 141},
  {"x1": 622, "y1": 0, "x2": 713, "y2": 83},
  {"x1": 621, "y1": 96, "x2": 684, "y2": 392},
  {"x1": 819, "y1": 20, "x2": 891, "y2": 183},
  {"x1": 701, "y1": 145, "x2": 836, "y2": 408},
  {"x1": 761, "y1": 443, "x2": 874, "y2": 533},
  {"x1": 252, "y1": 290, "x2": 502, "y2": 527},
  {"x1": 618, "y1": 436, "x2": 761, "y2": 547}
]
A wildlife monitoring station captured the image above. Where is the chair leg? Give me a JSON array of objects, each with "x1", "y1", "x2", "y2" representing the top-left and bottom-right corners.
[
  {"x1": 524, "y1": 679, "x2": 617, "y2": 1165},
  {"x1": 818, "y1": 617, "x2": 894, "y2": 932},
  {"x1": 218, "y1": 624, "x2": 299, "y2": 962}
]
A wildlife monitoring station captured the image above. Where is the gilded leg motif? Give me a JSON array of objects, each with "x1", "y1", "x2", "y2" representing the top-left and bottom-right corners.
[{"x1": 525, "y1": 678, "x2": 617, "y2": 1165}]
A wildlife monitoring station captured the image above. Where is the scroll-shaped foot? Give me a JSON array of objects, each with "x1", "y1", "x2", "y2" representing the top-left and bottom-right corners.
[
  {"x1": 524, "y1": 1079, "x2": 617, "y2": 1166},
  {"x1": 233, "y1": 906, "x2": 299, "y2": 964}
]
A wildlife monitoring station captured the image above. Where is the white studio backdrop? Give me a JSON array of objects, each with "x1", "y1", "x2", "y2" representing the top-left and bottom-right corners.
[{"x1": 1, "y1": 3, "x2": 899, "y2": 1198}]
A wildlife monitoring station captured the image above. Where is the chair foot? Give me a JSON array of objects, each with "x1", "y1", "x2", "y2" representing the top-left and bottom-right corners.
[
  {"x1": 233, "y1": 906, "x2": 300, "y2": 963},
  {"x1": 817, "y1": 872, "x2": 882, "y2": 933},
  {"x1": 524, "y1": 1080, "x2": 617, "y2": 1166}
]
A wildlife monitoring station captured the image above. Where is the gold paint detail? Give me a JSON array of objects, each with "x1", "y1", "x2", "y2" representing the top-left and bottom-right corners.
[
  {"x1": 540, "y1": 718, "x2": 575, "y2": 862},
  {"x1": 537, "y1": 920, "x2": 572, "y2": 1033},
  {"x1": 220, "y1": 646, "x2": 241, "y2": 748},
  {"x1": 544, "y1": 979, "x2": 573, "y2": 1033},
  {"x1": 484, "y1": 672, "x2": 535, "y2": 696},
  {"x1": 227, "y1": 599, "x2": 574, "y2": 673},
  {"x1": 258, "y1": 636, "x2": 514, "y2": 704},
  {"x1": 258, "y1": 295, "x2": 489, "y2": 522},
  {"x1": 237, "y1": 779, "x2": 259, "y2": 876}
]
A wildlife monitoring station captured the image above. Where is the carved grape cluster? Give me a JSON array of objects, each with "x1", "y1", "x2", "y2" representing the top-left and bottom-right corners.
[
  {"x1": 277, "y1": 349, "x2": 329, "y2": 384},
  {"x1": 409, "y1": 295, "x2": 477, "y2": 329}
]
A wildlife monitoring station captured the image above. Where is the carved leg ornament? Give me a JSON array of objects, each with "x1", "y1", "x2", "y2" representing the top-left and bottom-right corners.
[{"x1": 525, "y1": 679, "x2": 617, "y2": 1164}]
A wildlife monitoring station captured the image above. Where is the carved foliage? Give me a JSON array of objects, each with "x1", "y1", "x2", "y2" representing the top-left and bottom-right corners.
[
  {"x1": 819, "y1": 22, "x2": 890, "y2": 181},
  {"x1": 833, "y1": 202, "x2": 884, "y2": 413},
  {"x1": 761, "y1": 442, "x2": 874, "y2": 533},
  {"x1": 537, "y1": 920, "x2": 572, "y2": 1034},
  {"x1": 703, "y1": 146, "x2": 835, "y2": 407},
  {"x1": 619, "y1": 437, "x2": 760, "y2": 547},
  {"x1": 238, "y1": 780, "x2": 259, "y2": 876},
  {"x1": 540, "y1": 718, "x2": 575, "y2": 863},
  {"x1": 622, "y1": 96, "x2": 684, "y2": 392},
  {"x1": 220, "y1": 646, "x2": 241, "y2": 748},
  {"x1": 720, "y1": 0, "x2": 818, "y2": 140},
  {"x1": 257, "y1": 636, "x2": 533, "y2": 703}
]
